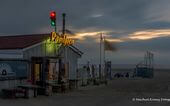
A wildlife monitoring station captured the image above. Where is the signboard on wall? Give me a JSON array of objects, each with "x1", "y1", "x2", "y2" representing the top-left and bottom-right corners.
[
  {"x1": 0, "y1": 60, "x2": 28, "y2": 80},
  {"x1": 0, "y1": 63, "x2": 15, "y2": 76}
]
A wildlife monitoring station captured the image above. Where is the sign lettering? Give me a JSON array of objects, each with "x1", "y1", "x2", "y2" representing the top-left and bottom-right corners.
[{"x1": 51, "y1": 32, "x2": 74, "y2": 46}]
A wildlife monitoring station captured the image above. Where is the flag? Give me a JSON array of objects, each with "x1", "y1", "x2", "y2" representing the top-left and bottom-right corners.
[
  {"x1": 104, "y1": 39, "x2": 117, "y2": 51},
  {"x1": 100, "y1": 33, "x2": 103, "y2": 41}
]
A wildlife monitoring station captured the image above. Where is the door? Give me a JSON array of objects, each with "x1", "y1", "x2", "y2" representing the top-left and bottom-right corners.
[{"x1": 34, "y1": 64, "x2": 41, "y2": 82}]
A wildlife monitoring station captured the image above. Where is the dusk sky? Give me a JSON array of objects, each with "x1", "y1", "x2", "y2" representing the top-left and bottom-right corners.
[{"x1": 0, "y1": 0, "x2": 170, "y2": 67}]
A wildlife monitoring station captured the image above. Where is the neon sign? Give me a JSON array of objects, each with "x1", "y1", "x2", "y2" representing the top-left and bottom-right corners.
[
  {"x1": 45, "y1": 38, "x2": 61, "y2": 53},
  {"x1": 51, "y1": 32, "x2": 74, "y2": 46}
]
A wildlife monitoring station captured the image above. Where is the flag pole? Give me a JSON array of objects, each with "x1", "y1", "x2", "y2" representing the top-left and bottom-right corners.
[
  {"x1": 103, "y1": 36, "x2": 106, "y2": 64},
  {"x1": 99, "y1": 33, "x2": 102, "y2": 80},
  {"x1": 103, "y1": 36, "x2": 106, "y2": 81}
]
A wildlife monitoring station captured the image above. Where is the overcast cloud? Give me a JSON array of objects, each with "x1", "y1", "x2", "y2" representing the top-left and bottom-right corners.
[{"x1": 0, "y1": 0, "x2": 170, "y2": 67}]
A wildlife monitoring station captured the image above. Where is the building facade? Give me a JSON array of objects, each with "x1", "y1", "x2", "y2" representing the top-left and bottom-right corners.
[{"x1": 0, "y1": 34, "x2": 83, "y2": 91}]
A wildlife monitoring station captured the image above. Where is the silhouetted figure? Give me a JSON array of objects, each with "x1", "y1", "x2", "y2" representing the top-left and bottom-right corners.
[
  {"x1": 61, "y1": 76, "x2": 66, "y2": 93},
  {"x1": 125, "y1": 73, "x2": 129, "y2": 78}
]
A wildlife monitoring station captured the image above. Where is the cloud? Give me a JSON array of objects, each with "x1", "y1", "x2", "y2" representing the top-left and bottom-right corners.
[
  {"x1": 145, "y1": 0, "x2": 170, "y2": 22},
  {"x1": 68, "y1": 31, "x2": 110, "y2": 41},
  {"x1": 105, "y1": 29, "x2": 170, "y2": 42},
  {"x1": 1, "y1": 0, "x2": 170, "y2": 66},
  {"x1": 66, "y1": 28, "x2": 170, "y2": 44},
  {"x1": 128, "y1": 29, "x2": 170, "y2": 40},
  {"x1": 77, "y1": 33, "x2": 170, "y2": 64},
  {"x1": 90, "y1": 14, "x2": 103, "y2": 18},
  {"x1": 0, "y1": 0, "x2": 156, "y2": 35}
]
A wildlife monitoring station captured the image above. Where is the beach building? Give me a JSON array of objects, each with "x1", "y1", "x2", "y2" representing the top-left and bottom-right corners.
[{"x1": 0, "y1": 33, "x2": 83, "y2": 96}]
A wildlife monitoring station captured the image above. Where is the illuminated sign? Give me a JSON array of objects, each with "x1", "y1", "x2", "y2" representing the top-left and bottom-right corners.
[
  {"x1": 51, "y1": 32, "x2": 74, "y2": 46},
  {"x1": 45, "y1": 38, "x2": 61, "y2": 53}
]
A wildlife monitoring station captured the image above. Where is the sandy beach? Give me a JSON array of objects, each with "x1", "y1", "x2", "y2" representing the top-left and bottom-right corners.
[{"x1": 0, "y1": 70, "x2": 170, "y2": 106}]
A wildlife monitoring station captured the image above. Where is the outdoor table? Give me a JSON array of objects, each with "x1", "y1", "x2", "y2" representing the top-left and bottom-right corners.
[
  {"x1": 46, "y1": 81, "x2": 61, "y2": 87},
  {"x1": 50, "y1": 83, "x2": 62, "y2": 93},
  {"x1": 1, "y1": 88, "x2": 16, "y2": 98},
  {"x1": 17, "y1": 84, "x2": 39, "y2": 98}
]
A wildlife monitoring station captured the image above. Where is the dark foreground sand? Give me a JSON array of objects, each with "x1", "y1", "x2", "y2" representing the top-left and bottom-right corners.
[{"x1": 1, "y1": 70, "x2": 170, "y2": 106}]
